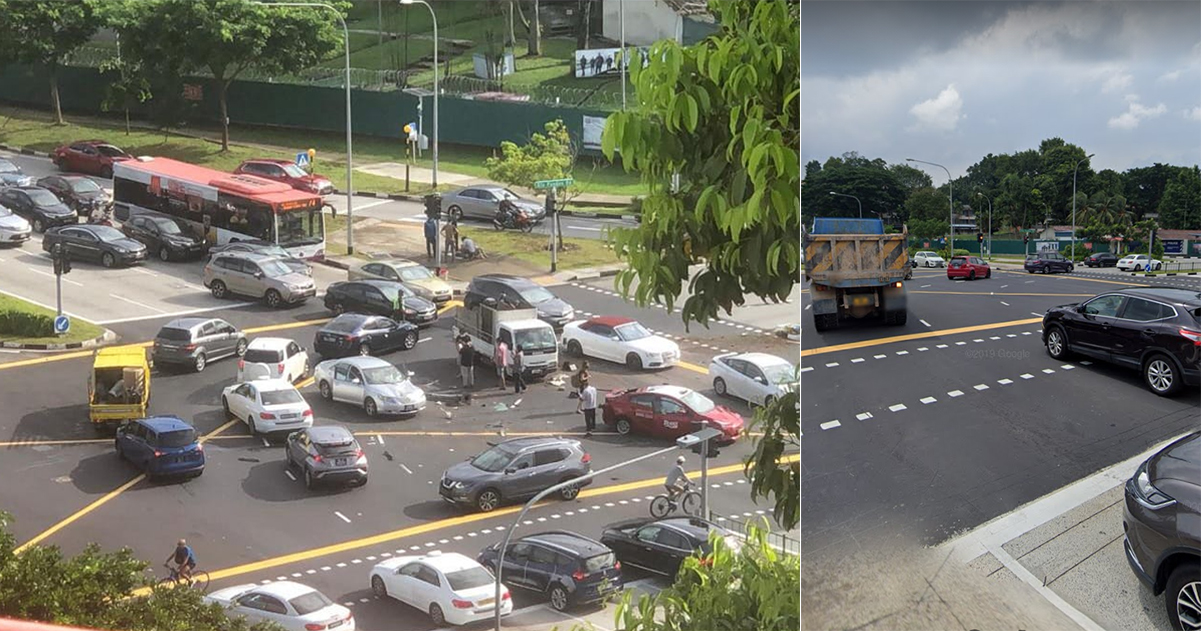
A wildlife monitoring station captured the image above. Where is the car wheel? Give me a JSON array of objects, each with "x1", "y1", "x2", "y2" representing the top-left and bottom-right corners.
[
  {"x1": 567, "y1": 340, "x2": 583, "y2": 357},
  {"x1": 102, "y1": 252, "x2": 116, "y2": 268},
  {"x1": 1045, "y1": 326, "x2": 1071, "y2": 360},
  {"x1": 235, "y1": 338, "x2": 248, "y2": 357},
  {"x1": 428, "y1": 603, "x2": 446, "y2": 627},
  {"x1": 246, "y1": 415, "x2": 257, "y2": 436},
  {"x1": 1144, "y1": 354, "x2": 1183, "y2": 397},
  {"x1": 210, "y1": 280, "x2": 228, "y2": 299},
  {"x1": 626, "y1": 353, "x2": 643, "y2": 370},
  {"x1": 985, "y1": 269, "x2": 991, "y2": 279},
  {"x1": 448, "y1": 206, "x2": 463, "y2": 222},
  {"x1": 559, "y1": 479, "x2": 579, "y2": 500},
  {"x1": 101, "y1": 165, "x2": 113, "y2": 179},
  {"x1": 1166, "y1": 560, "x2": 1201, "y2": 631},
  {"x1": 158, "y1": 246, "x2": 171, "y2": 262},
  {"x1": 968, "y1": 270, "x2": 976, "y2": 280},
  {"x1": 331, "y1": 302, "x2": 345, "y2": 315},
  {"x1": 763, "y1": 395, "x2": 776, "y2": 408},
  {"x1": 264, "y1": 289, "x2": 283, "y2": 309},
  {"x1": 548, "y1": 584, "x2": 570, "y2": 612},
  {"x1": 713, "y1": 377, "x2": 727, "y2": 397},
  {"x1": 364, "y1": 397, "x2": 378, "y2": 417},
  {"x1": 221, "y1": 396, "x2": 230, "y2": 417},
  {"x1": 1067, "y1": 264, "x2": 1074, "y2": 272},
  {"x1": 304, "y1": 466, "x2": 315, "y2": 490},
  {"x1": 358, "y1": 342, "x2": 372, "y2": 356},
  {"x1": 193, "y1": 352, "x2": 207, "y2": 373},
  {"x1": 33, "y1": 218, "x2": 44, "y2": 233},
  {"x1": 371, "y1": 575, "x2": 387, "y2": 598},
  {"x1": 1042, "y1": 265, "x2": 1050, "y2": 274},
  {"x1": 476, "y1": 488, "x2": 501, "y2": 512},
  {"x1": 615, "y1": 418, "x2": 632, "y2": 435},
  {"x1": 402, "y1": 331, "x2": 417, "y2": 350}
]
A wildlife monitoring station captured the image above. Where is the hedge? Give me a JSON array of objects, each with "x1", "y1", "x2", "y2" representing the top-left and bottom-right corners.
[{"x1": 0, "y1": 309, "x2": 54, "y2": 337}]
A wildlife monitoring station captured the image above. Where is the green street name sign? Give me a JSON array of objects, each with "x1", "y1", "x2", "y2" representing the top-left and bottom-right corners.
[{"x1": 534, "y1": 178, "x2": 573, "y2": 190}]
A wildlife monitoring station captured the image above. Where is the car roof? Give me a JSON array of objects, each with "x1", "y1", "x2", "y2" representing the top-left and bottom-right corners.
[
  {"x1": 1109, "y1": 287, "x2": 1201, "y2": 306},
  {"x1": 324, "y1": 313, "x2": 373, "y2": 327},
  {"x1": 247, "y1": 337, "x2": 291, "y2": 350},
  {"x1": 378, "y1": 258, "x2": 421, "y2": 268},
  {"x1": 329, "y1": 355, "x2": 392, "y2": 369},
  {"x1": 162, "y1": 317, "x2": 217, "y2": 331},
  {"x1": 139, "y1": 416, "x2": 193, "y2": 433},
  {"x1": 521, "y1": 531, "x2": 611, "y2": 557},
  {"x1": 494, "y1": 436, "x2": 578, "y2": 450},
  {"x1": 346, "y1": 279, "x2": 402, "y2": 288},
  {"x1": 414, "y1": 551, "x2": 481, "y2": 573},
  {"x1": 643, "y1": 385, "x2": 694, "y2": 398},
  {"x1": 307, "y1": 425, "x2": 355, "y2": 444},
  {"x1": 246, "y1": 378, "x2": 298, "y2": 392},
  {"x1": 657, "y1": 517, "x2": 727, "y2": 539},
  {"x1": 727, "y1": 352, "x2": 793, "y2": 368},
  {"x1": 252, "y1": 580, "x2": 318, "y2": 600},
  {"x1": 242, "y1": 159, "x2": 292, "y2": 166},
  {"x1": 473, "y1": 274, "x2": 534, "y2": 288},
  {"x1": 214, "y1": 250, "x2": 274, "y2": 261},
  {"x1": 586, "y1": 316, "x2": 635, "y2": 327}
]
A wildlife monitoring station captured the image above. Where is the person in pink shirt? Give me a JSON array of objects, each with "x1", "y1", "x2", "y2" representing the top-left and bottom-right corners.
[{"x1": 494, "y1": 339, "x2": 510, "y2": 390}]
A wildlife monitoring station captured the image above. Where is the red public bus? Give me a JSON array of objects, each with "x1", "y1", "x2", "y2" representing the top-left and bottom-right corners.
[{"x1": 111, "y1": 157, "x2": 327, "y2": 260}]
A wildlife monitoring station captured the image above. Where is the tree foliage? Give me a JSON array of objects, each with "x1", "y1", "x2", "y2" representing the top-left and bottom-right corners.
[
  {"x1": 0, "y1": 0, "x2": 101, "y2": 124},
  {"x1": 904, "y1": 187, "x2": 950, "y2": 223},
  {"x1": 484, "y1": 119, "x2": 576, "y2": 191},
  {"x1": 1157, "y1": 166, "x2": 1201, "y2": 230},
  {"x1": 799, "y1": 155, "x2": 905, "y2": 223}
]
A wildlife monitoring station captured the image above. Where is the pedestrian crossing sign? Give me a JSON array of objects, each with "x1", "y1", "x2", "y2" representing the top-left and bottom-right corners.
[{"x1": 295, "y1": 152, "x2": 310, "y2": 167}]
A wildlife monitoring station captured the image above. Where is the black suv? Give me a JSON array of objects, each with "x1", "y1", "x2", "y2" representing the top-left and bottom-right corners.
[
  {"x1": 1084, "y1": 252, "x2": 1118, "y2": 268},
  {"x1": 324, "y1": 280, "x2": 438, "y2": 327},
  {"x1": 1024, "y1": 251, "x2": 1074, "y2": 274},
  {"x1": 1043, "y1": 287, "x2": 1201, "y2": 396},
  {"x1": 1123, "y1": 431, "x2": 1200, "y2": 631},
  {"x1": 465, "y1": 274, "x2": 575, "y2": 329},
  {"x1": 478, "y1": 531, "x2": 622, "y2": 612},
  {"x1": 0, "y1": 186, "x2": 77, "y2": 233},
  {"x1": 439, "y1": 437, "x2": 593, "y2": 512}
]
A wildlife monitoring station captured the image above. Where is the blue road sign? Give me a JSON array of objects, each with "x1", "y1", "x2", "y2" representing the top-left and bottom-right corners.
[
  {"x1": 53, "y1": 315, "x2": 70, "y2": 334},
  {"x1": 295, "y1": 152, "x2": 310, "y2": 167}
]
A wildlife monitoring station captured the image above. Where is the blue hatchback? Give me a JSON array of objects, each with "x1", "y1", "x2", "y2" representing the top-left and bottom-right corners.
[{"x1": 115, "y1": 416, "x2": 205, "y2": 479}]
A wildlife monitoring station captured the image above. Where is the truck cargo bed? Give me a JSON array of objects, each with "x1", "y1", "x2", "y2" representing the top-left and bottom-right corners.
[{"x1": 804, "y1": 233, "x2": 909, "y2": 287}]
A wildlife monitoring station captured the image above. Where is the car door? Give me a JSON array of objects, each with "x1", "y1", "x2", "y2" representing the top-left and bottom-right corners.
[
  {"x1": 501, "y1": 451, "x2": 540, "y2": 497},
  {"x1": 363, "y1": 287, "x2": 395, "y2": 317},
  {"x1": 1109, "y1": 297, "x2": 1171, "y2": 369},
  {"x1": 655, "y1": 396, "x2": 693, "y2": 438},
  {"x1": 64, "y1": 228, "x2": 101, "y2": 262},
  {"x1": 390, "y1": 562, "x2": 422, "y2": 606},
  {"x1": 589, "y1": 324, "x2": 619, "y2": 361},
  {"x1": 196, "y1": 321, "x2": 222, "y2": 357},
  {"x1": 124, "y1": 216, "x2": 152, "y2": 247},
  {"x1": 1070, "y1": 294, "x2": 1127, "y2": 359},
  {"x1": 523, "y1": 545, "x2": 557, "y2": 593},
  {"x1": 224, "y1": 259, "x2": 253, "y2": 295},
  {"x1": 413, "y1": 564, "x2": 443, "y2": 611},
  {"x1": 230, "y1": 593, "x2": 269, "y2": 626},
  {"x1": 628, "y1": 395, "x2": 656, "y2": 434},
  {"x1": 528, "y1": 447, "x2": 571, "y2": 496},
  {"x1": 719, "y1": 358, "x2": 749, "y2": 401},
  {"x1": 4, "y1": 190, "x2": 31, "y2": 219},
  {"x1": 741, "y1": 362, "x2": 771, "y2": 405},
  {"x1": 455, "y1": 189, "x2": 481, "y2": 218},
  {"x1": 227, "y1": 383, "x2": 253, "y2": 419},
  {"x1": 120, "y1": 423, "x2": 149, "y2": 464},
  {"x1": 359, "y1": 317, "x2": 391, "y2": 353},
  {"x1": 285, "y1": 341, "x2": 306, "y2": 379},
  {"x1": 654, "y1": 528, "x2": 694, "y2": 575},
  {"x1": 632, "y1": 525, "x2": 668, "y2": 573},
  {"x1": 503, "y1": 543, "x2": 533, "y2": 588},
  {"x1": 333, "y1": 364, "x2": 365, "y2": 403}
]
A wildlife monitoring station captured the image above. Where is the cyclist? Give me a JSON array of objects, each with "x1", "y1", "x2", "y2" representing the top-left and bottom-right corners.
[
  {"x1": 664, "y1": 455, "x2": 692, "y2": 502},
  {"x1": 164, "y1": 539, "x2": 197, "y2": 583}
]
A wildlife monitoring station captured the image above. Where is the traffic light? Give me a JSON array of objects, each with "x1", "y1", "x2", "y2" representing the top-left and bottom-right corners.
[
  {"x1": 51, "y1": 244, "x2": 71, "y2": 275},
  {"x1": 977, "y1": 232, "x2": 984, "y2": 244},
  {"x1": 423, "y1": 193, "x2": 442, "y2": 220},
  {"x1": 1023, "y1": 234, "x2": 1029, "y2": 244},
  {"x1": 545, "y1": 193, "x2": 556, "y2": 216},
  {"x1": 690, "y1": 441, "x2": 720, "y2": 459}
]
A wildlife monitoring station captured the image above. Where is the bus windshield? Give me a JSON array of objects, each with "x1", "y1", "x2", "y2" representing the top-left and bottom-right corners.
[{"x1": 277, "y1": 205, "x2": 324, "y2": 248}]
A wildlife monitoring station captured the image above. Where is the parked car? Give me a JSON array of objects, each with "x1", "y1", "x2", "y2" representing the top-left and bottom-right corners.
[
  {"x1": 121, "y1": 214, "x2": 206, "y2": 261},
  {"x1": 600, "y1": 517, "x2": 740, "y2": 578},
  {"x1": 1122, "y1": 431, "x2": 1200, "y2": 631},
  {"x1": 114, "y1": 416, "x2": 205, "y2": 480},
  {"x1": 206, "y1": 581, "x2": 353, "y2": 631},
  {"x1": 0, "y1": 158, "x2": 35, "y2": 187},
  {"x1": 442, "y1": 185, "x2": 545, "y2": 222},
  {"x1": 313, "y1": 314, "x2": 420, "y2": 359},
  {"x1": 236, "y1": 337, "x2": 310, "y2": 383},
  {"x1": 234, "y1": 159, "x2": 334, "y2": 196},
  {"x1": 285, "y1": 425, "x2": 367, "y2": 489},
  {"x1": 1042, "y1": 287, "x2": 1201, "y2": 396},
  {"x1": 42, "y1": 224, "x2": 147, "y2": 268},
  {"x1": 561, "y1": 316, "x2": 680, "y2": 369},
  {"x1": 324, "y1": 279, "x2": 438, "y2": 327},
  {"x1": 0, "y1": 186, "x2": 77, "y2": 232},
  {"x1": 35, "y1": 175, "x2": 110, "y2": 214},
  {"x1": 313, "y1": 355, "x2": 425, "y2": 417},
  {"x1": 1084, "y1": 252, "x2": 1119, "y2": 268},
  {"x1": 439, "y1": 437, "x2": 593, "y2": 512},
  {"x1": 348, "y1": 259, "x2": 454, "y2": 304},
  {"x1": 221, "y1": 378, "x2": 313, "y2": 435},
  {"x1": 465, "y1": 274, "x2": 574, "y2": 329},
  {"x1": 477, "y1": 531, "x2": 622, "y2": 612},
  {"x1": 0, "y1": 205, "x2": 32, "y2": 247},
  {"x1": 601, "y1": 385, "x2": 744, "y2": 443},
  {"x1": 708, "y1": 352, "x2": 798, "y2": 407},
  {"x1": 207, "y1": 239, "x2": 311, "y2": 276},
  {"x1": 52, "y1": 140, "x2": 132, "y2": 178},
  {"x1": 152, "y1": 317, "x2": 247, "y2": 373},
  {"x1": 947, "y1": 255, "x2": 991, "y2": 280},
  {"x1": 913, "y1": 251, "x2": 945, "y2": 268},
  {"x1": 1024, "y1": 251, "x2": 1074, "y2": 274},
  {"x1": 1118, "y1": 254, "x2": 1163, "y2": 272},
  {"x1": 369, "y1": 551, "x2": 512, "y2": 627},
  {"x1": 204, "y1": 251, "x2": 316, "y2": 308}
]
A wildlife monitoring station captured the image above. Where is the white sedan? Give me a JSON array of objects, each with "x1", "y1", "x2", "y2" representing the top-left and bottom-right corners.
[
  {"x1": 313, "y1": 356, "x2": 426, "y2": 417},
  {"x1": 221, "y1": 379, "x2": 313, "y2": 434},
  {"x1": 561, "y1": 316, "x2": 680, "y2": 370},
  {"x1": 206, "y1": 581, "x2": 354, "y2": 631},
  {"x1": 370, "y1": 551, "x2": 513, "y2": 626},
  {"x1": 236, "y1": 336, "x2": 310, "y2": 383},
  {"x1": 708, "y1": 352, "x2": 798, "y2": 406},
  {"x1": 1117, "y1": 254, "x2": 1163, "y2": 271},
  {"x1": 913, "y1": 251, "x2": 945, "y2": 268}
]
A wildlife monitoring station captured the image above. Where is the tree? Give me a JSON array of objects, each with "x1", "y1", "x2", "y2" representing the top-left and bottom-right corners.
[
  {"x1": 98, "y1": 51, "x2": 152, "y2": 135},
  {"x1": 1157, "y1": 166, "x2": 1201, "y2": 230},
  {"x1": 799, "y1": 156, "x2": 904, "y2": 224},
  {"x1": 600, "y1": 0, "x2": 799, "y2": 530},
  {"x1": 575, "y1": 0, "x2": 594, "y2": 50},
  {"x1": 889, "y1": 162, "x2": 933, "y2": 192},
  {"x1": 908, "y1": 218, "x2": 949, "y2": 242},
  {"x1": 1124, "y1": 163, "x2": 1176, "y2": 220},
  {"x1": 904, "y1": 187, "x2": 950, "y2": 223},
  {"x1": 106, "y1": 0, "x2": 345, "y2": 151},
  {"x1": 514, "y1": 0, "x2": 542, "y2": 56},
  {"x1": 0, "y1": 0, "x2": 101, "y2": 125}
]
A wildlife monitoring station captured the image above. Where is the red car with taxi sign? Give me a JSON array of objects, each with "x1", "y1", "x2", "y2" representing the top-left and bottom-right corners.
[{"x1": 601, "y1": 385, "x2": 744, "y2": 443}]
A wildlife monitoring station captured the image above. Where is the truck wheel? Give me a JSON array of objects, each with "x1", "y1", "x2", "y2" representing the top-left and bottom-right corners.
[{"x1": 814, "y1": 314, "x2": 837, "y2": 331}]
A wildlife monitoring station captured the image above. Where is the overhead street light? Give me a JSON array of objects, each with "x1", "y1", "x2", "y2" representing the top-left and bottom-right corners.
[
  {"x1": 828, "y1": 191, "x2": 862, "y2": 218},
  {"x1": 1072, "y1": 153, "x2": 1094, "y2": 261},
  {"x1": 906, "y1": 158, "x2": 953, "y2": 254},
  {"x1": 976, "y1": 192, "x2": 993, "y2": 260}
]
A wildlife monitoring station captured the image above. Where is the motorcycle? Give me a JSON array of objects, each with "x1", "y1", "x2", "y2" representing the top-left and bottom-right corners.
[
  {"x1": 493, "y1": 201, "x2": 536, "y2": 233},
  {"x1": 86, "y1": 205, "x2": 115, "y2": 227}
]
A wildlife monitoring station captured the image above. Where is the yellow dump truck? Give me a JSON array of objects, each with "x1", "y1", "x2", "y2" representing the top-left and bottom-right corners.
[
  {"x1": 88, "y1": 346, "x2": 151, "y2": 434},
  {"x1": 803, "y1": 218, "x2": 910, "y2": 331}
]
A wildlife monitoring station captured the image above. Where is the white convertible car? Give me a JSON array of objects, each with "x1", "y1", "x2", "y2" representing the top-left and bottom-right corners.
[
  {"x1": 561, "y1": 316, "x2": 680, "y2": 370},
  {"x1": 708, "y1": 352, "x2": 798, "y2": 406},
  {"x1": 206, "y1": 581, "x2": 353, "y2": 631}
]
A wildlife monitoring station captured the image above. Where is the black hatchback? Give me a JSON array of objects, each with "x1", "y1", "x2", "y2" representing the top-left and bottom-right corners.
[
  {"x1": 312, "y1": 313, "x2": 418, "y2": 358},
  {"x1": 1123, "y1": 431, "x2": 1200, "y2": 631},
  {"x1": 324, "y1": 280, "x2": 438, "y2": 327},
  {"x1": 1043, "y1": 287, "x2": 1201, "y2": 396},
  {"x1": 600, "y1": 517, "x2": 739, "y2": 578},
  {"x1": 478, "y1": 531, "x2": 622, "y2": 612},
  {"x1": 1084, "y1": 252, "x2": 1119, "y2": 268}
]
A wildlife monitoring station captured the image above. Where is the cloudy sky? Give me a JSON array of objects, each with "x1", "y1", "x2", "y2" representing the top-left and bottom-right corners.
[{"x1": 801, "y1": 1, "x2": 1201, "y2": 179}]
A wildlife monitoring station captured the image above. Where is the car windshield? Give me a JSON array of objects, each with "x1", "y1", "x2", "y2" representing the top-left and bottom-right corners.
[
  {"x1": 516, "y1": 327, "x2": 558, "y2": 352},
  {"x1": 276, "y1": 204, "x2": 324, "y2": 247},
  {"x1": 518, "y1": 286, "x2": 556, "y2": 305},
  {"x1": 680, "y1": 390, "x2": 716, "y2": 414},
  {"x1": 28, "y1": 190, "x2": 61, "y2": 206},
  {"x1": 281, "y1": 163, "x2": 309, "y2": 177},
  {"x1": 0, "y1": 161, "x2": 19, "y2": 173},
  {"x1": 615, "y1": 322, "x2": 652, "y2": 341},
  {"x1": 70, "y1": 178, "x2": 102, "y2": 193},
  {"x1": 96, "y1": 145, "x2": 127, "y2": 158},
  {"x1": 90, "y1": 226, "x2": 126, "y2": 242},
  {"x1": 157, "y1": 428, "x2": 196, "y2": 448},
  {"x1": 761, "y1": 362, "x2": 797, "y2": 384},
  {"x1": 288, "y1": 591, "x2": 332, "y2": 616},
  {"x1": 243, "y1": 349, "x2": 283, "y2": 363},
  {"x1": 260, "y1": 389, "x2": 304, "y2": 406},
  {"x1": 259, "y1": 259, "x2": 294, "y2": 277},
  {"x1": 375, "y1": 283, "x2": 410, "y2": 305},
  {"x1": 583, "y1": 552, "x2": 617, "y2": 573},
  {"x1": 471, "y1": 445, "x2": 519, "y2": 472},
  {"x1": 500, "y1": 189, "x2": 522, "y2": 201},
  {"x1": 363, "y1": 365, "x2": 406, "y2": 384},
  {"x1": 152, "y1": 218, "x2": 183, "y2": 234},
  {"x1": 445, "y1": 567, "x2": 494, "y2": 591},
  {"x1": 398, "y1": 265, "x2": 434, "y2": 281}
]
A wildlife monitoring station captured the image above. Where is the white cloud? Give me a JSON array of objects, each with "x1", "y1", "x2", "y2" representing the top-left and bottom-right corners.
[
  {"x1": 1186, "y1": 106, "x2": 1201, "y2": 121},
  {"x1": 1101, "y1": 72, "x2": 1133, "y2": 93},
  {"x1": 1124, "y1": 93, "x2": 1140, "y2": 103},
  {"x1": 908, "y1": 84, "x2": 964, "y2": 132},
  {"x1": 1108, "y1": 101, "x2": 1167, "y2": 130},
  {"x1": 1158, "y1": 69, "x2": 1182, "y2": 82}
]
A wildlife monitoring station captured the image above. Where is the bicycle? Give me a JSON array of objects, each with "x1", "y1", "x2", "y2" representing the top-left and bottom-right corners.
[
  {"x1": 650, "y1": 482, "x2": 702, "y2": 518},
  {"x1": 159, "y1": 563, "x2": 210, "y2": 593}
]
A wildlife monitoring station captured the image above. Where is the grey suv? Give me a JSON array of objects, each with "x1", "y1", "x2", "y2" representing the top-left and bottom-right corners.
[
  {"x1": 204, "y1": 251, "x2": 316, "y2": 308},
  {"x1": 440, "y1": 437, "x2": 593, "y2": 512},
  {"x1": 152, "y1": 317, "x2": 247, "y2": 372},
  {"x1": 285, "y1": 426, "x2": 368, "y2": 489}
]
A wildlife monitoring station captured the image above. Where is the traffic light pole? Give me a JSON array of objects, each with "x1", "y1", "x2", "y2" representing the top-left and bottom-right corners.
[
  {"x1": 700, "y1": 439, "x2": 710, "y2": 520},
  {"x1": 548, "y1": 188, "x2": 558, "y2": 273}
]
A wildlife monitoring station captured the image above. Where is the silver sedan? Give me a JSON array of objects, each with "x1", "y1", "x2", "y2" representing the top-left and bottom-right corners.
[
  {"x1": 312, "y1": 356, "x2": 426, "y2": 417},
  {"x1": 441, "y1": 185, "x2": 545, "y2": 222}
]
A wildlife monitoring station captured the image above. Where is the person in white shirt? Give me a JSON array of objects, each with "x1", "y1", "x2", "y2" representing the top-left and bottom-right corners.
[{"x1": 576, "y1": 382, "x2": 598, "y2": 437}]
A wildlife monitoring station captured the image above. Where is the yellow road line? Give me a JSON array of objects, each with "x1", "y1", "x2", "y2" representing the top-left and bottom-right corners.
[
  {"x1": 0, "y1": 438, "x2": 113, "y2": 448},
  {"x1": 295, "y1": 376, "x2": 315, "y2": 390},
  {"x1": 910, "y1": 291, "x2": 1093, "y2": 297},
  {"x1": 801, "y1": 317, "x2": 1042, "y2": 357},
  {"x1": 437, "y1": 300, "x2": 463, "y2": 315},
  {"x1": 0, "y1": 431, "x2": 767, "y2": 448},
  {"x1": 677, "y1": 360, "x2": 709, "y2": 375},
  {"x1": 244, "y1": 318, "x2": 331, "y2": 335}
]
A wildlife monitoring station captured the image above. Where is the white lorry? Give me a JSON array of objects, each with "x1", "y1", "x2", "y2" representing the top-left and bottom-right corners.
[{"x1": 452, "y1": 296, "x2": 559, "y2": 380}]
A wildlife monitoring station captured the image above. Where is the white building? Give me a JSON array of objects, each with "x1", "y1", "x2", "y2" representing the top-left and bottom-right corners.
[{"x1": 601, "y1": 0, "x2": 716, "y2": 46}]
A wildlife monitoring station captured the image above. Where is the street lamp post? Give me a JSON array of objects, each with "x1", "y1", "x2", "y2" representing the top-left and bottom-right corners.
[
  {"x1": 828, "y1": 191, "x2": 862, "y2": 218},
  {"x1": 1072, "y1": 153, "x2": 1094, "y2": 262},
  {"x1": 261, "y1": 2, "x2": 355, "y2": 254},
  {"x1": 400, "y1": 0, "x2": 441, "y2": 267},
  {"x1": 976, "y1": 192, "x2": 993, "y2": 260},
  {"x1": 907, "y1": 158, "x2": 953, "y2": 254}
]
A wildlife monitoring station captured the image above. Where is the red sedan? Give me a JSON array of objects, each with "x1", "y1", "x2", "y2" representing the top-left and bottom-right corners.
[
  {"x1": 234, "y1": 159, "x2": 334, "y2": 196},
  {"x1": 947, "y1": 256, "x2": 991, "y2": 280},
  {"x1": 601, "y1": 385, "x2": 744, "y2": 444},
  {"x1": 52, "y1": 141, "x2": 132, "y2": 178}
]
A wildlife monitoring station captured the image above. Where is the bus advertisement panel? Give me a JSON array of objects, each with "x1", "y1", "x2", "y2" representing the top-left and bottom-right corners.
[{"x1": 111, "y1": 157, "x2": 326, "y2": 259}]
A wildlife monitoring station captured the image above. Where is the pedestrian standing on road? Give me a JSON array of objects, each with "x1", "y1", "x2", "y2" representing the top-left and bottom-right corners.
[
  {"x1": 569, "y1": 360, "x2": 591, "y2": 399},
  {"x1": 513, "y1": 345, "x2": 526, "y2": 393},
  {"x1": 458, "y1": 335, "x2": 475, "y2": 390},
  {"x1": 494, "y1": 338, "x2": 510, "y2": 390},
  {"x1": 576, "y1": 382, "x2": 598, "y2": 437},
  {"x1": 442, "y1": 220, "x2": 459, "y2": 260},
  {"x1": 424, "y1": 216, "x2": 437, "y2": 260}
]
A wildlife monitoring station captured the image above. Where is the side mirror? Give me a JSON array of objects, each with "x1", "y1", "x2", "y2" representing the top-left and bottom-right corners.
[
  {"x1": 504, "y1": 467, "x2": 516, "y2": 475},
  {"x1": 254, "y1": 271, "x2": 264, "y2": 279},
  {"x1": 754, "y1": 376, "x2": 767, "y2": 385},
  {"x1": 351, "y1": 378, "x2": 361, "y2": 385}
]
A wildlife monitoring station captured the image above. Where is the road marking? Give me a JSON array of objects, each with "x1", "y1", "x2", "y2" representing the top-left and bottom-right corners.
[
  {"x1": 1061, "y1": 364, "x2": 1075, "y2": 370},
  {"x1": 998, "y1": 378, "x2": 1013, "y2": 385},
  {"x1": 919, "y1": 319, "x2": 931, "y2": 327},
  {"x1": 955, "y1": 341, "x2": 966, "y2": 346},
  {"x1": 920, "y1": 284, "x2": 931, "y2": 288},
  {"x1": 1042, "y1": 368, "x2": 1055, "y2": 374},
  {"x1": 15, "y1": 418, "x2": 239, "y2": 553},
  {"x1": 93, "y1": 301, "x2": 259, "y2": 324},
  {"x1": 820, "y1": 420, "x2": 841, "y2": 430},
  {"x1": 800, "y1": 317, "x2": 1042, "y2": 357},
  {"x1": 895, "y1": 350, "x2": 908, "y2": 356},
  {"x1": 334, "y1": 511, "x2": 352, "y2": 524},
  {"x1": 28, "y1": 267, "x2": 84, "y2": 286},
  {"x1": 948, "y1": 390, "x2": 964, "y2": 397},
  {"x1": 873, "y1": 354, "x2": 886, "y2": 359},
  {"x1": 935, "y1": 344, "x2": 947, "y2": 349},
  {"x1": 108, "y1": 293, "x2": 167, "y2": 313},
  {"x1": 1030, "y1": 312, "x2": 1042, "y2": 317},
  {"x1": 804, "y1": 304, "x2": 811, "y2": 310},
  {"x1": 917, "y1": 347, "x2": 928, "y2": 352},
  {"x1": 999, "y1": 301, "x2": 1009, "y2": 306},
  {"x1": 400, "y1": 464, "x2": 413, "y2": 474},
  {"x1": 850, "y1": 358, "x2": 864, "y2": 363},
  {"x1": 911, "y1": 291, "x2": 1093, "y2": 298},
  {"x1": 1000, "y1": 285, "x2": 1008, "y2": 288},
  {"x1": 888, "y1": 404, "x2": 907, "y2": 412},
  {"x1": 825, "y1": 362, "x2": 839, "y2": 368},
  {"x1": 355, "y1": 199, "x2": 393, "y2": 211},
  {"x1": 920, "y1": 397, "x2": 937, "y2": 404},
  {"x1": 1020, "y1": 373, "x2": 1034, "y2": 379},
  {"x1": 677, "y1": 360, "x2": 708, "y2": 375},
  {"x1": 856, "y1": 412, "x2": 873, "y2": 421},
  {"x1": 285, "y1": 470, "x2": 296, "y2": 481},
  {"x1": 800, "y1": 366, "x2": 813, "y2": 373},
  {"x1": 973, "y1": 384, "x2": 989, "y2": 391}
]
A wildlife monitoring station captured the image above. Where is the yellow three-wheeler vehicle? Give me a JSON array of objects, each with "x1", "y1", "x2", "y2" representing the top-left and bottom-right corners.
[{"x1": 88, "y1": 345, "x2": 151, "y2": 434}]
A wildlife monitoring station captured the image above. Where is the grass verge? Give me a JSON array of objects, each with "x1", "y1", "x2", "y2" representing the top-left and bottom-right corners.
[
  {"x1": 0, "y1": 293, "x2": 106, "y2": 346},
  {"x1": 459, "y1": 226, "x2": 620, "y2": 270}
]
